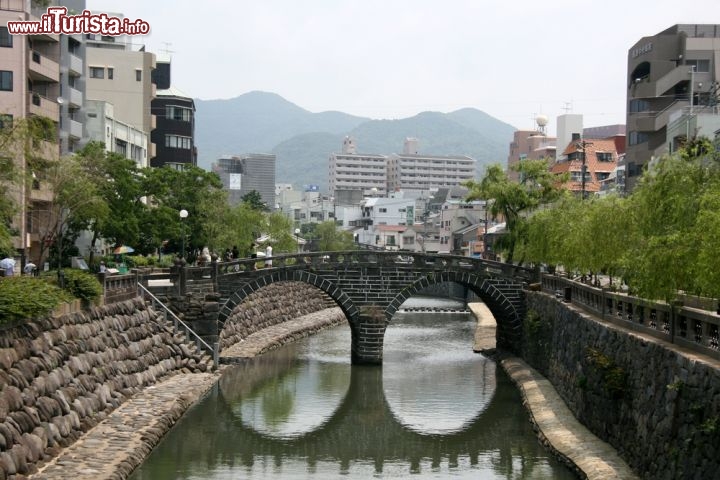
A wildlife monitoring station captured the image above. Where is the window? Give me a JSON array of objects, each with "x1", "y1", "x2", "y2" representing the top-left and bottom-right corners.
[
  {"x1": 379, "y1": 208, "x2": 387, "y2": 213},
  {"x1": 596, "y1": 152, "x2": 613, "y2": 162},
  {"x1": 107, "y1": 68, "x2": 114, "y2": 79},
  {"x1": 0, "y1": 114, "x2": 12, "y2": 129},
  {"x1": 166, "y1": 105, "x2": 191, "y2": 122},
  {"x1": 0, "y1": 71, "x2": 12, "y2": 91},
  {"x1": 115, "y1": 139, "x2": 127, "y2": 157},
  {"x1": 89, "y1": 67, "x2": 104, "y2": 79},
  {"x1": 629, "y1": 131, "x2": 648, "y2": 146},
  {"x1": 0, "y1": 27, "x2": 12, "y2": 48},
  {"x1": 686, "y1": 59, "x2": 710, "y2": 73},
  {"x1": 165, "y1": 135, "x2": 191, "y2": 149},
  {"x1": 570, "y1": 171, "x2": 592, "y2": 182},
  {"x1": 629, "y1": 99, "x2": 649, "y2": 113},
  {"x1": 135, "y1": 69, "x2": 142, "y2": 81},
  {"x1": 596, "y1": 172, "x2": 611, "y2": 181}
]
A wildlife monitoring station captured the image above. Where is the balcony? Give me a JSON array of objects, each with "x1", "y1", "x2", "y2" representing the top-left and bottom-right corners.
[
  {"x1": 635, "y1": 100, "x2": 689, "y2": 132},
  {"x1": 28, "y1": 93, "x2": 59, "y2": 120},
  {"x1": 69, "y1": 119, "x2": 82, "y2": 139},
  {"x1": 68, "y1": 53, "x2": 83, "y2": 76},
  {"x1": 28, "y1": 50, "x2": 60, "y2": 83},
  {"x1": 68, "y1": 87, "x2": 83, "y2": 108},
  {"x1": 633, "y1": 66, "x2": 690, "y2": 99}
]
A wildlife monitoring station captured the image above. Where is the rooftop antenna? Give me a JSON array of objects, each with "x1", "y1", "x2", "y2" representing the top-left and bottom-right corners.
[
  {"x1": 160, "y1": 42, "x2": 175, "y2": 57},
  {"x1": 561, "y1": 102, "x2": 573, "y2": 114}
]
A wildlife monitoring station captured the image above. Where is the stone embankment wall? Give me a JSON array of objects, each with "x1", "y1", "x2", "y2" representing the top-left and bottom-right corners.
[
  {"x1": 219, "y1": 282, "x2": 337, "y2": 351},
  {"x1": 523, "y1": 292, "x2": 720, "y2": 480},
  {"x1": 0, "y1": 298, "x2": 212, "y2": 479}
]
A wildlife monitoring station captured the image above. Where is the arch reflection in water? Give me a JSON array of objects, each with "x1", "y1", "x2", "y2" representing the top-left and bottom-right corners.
[
  {"x1": 383, "y1": 317, "x2": 496, "y2": 435},
  {"x1": 130, "y1": 309, "x2": 576, "y2": 479},
  {"x1": 235, "y1": 361, "x2": 352, "y2": 440}
]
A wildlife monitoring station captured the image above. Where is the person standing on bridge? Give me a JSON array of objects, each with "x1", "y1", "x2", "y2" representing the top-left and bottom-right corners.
[{"x1": 265, "y1": 245, "x2": 273, "y2": 268}]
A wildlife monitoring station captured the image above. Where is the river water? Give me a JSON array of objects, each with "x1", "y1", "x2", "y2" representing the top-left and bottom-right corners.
[{"x1": 130, "y1": 298, "x2": 576, "y2": 479}]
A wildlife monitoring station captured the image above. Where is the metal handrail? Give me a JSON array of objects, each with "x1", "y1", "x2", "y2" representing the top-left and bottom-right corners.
[{"x1": 137, "y1": 283, "x2": 219, "y2": 367}]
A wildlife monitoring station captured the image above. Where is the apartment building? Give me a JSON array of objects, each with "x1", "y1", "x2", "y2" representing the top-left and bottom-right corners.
[
  {"x1": 85, "y1": 28, "x2": 155, "y2": 161},
  {"x1": 85, "y1": 99, "x2": 148, "y2": 167},
  {"x1": 387, "y1": 138, "x2": 476, "y2": 192},
  {"x1": 329, "y1": 136, "x2": 387, "y2": 197},
  {"x1": 150, "y1": 54, "x2": 197, "y2": 168},
  {"x1": 626, "y1": 24, "x2": 720, "y2": 190},
  {"x1": 0, "y1": 0, "x2": 61, "y2": 263}
]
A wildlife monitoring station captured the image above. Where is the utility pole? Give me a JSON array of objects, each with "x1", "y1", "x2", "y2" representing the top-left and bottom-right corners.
[{"x1": 576, "y1": 139, "x2": 593, "y2": 200}]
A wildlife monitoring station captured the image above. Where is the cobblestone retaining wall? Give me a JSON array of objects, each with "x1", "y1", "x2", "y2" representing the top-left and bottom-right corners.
[
  {"x1": 524, "y1": 292, "x2": 720, "y2": 480},
  {"x1": 219, "y1": 282, "x2": 337, "y2": 350},
  {"x1": 0, "y1": 298, "x2": 212, "y2": 479}
]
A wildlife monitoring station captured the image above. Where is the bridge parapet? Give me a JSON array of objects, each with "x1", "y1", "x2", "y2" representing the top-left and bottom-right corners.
[{"x1": 542, "y1": 274, "x2": 720, "y2": 360}]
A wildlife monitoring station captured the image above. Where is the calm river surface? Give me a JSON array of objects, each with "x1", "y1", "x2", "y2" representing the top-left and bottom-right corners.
[{"x1": 130, "y1": 298, "x2": 576, "y2": 479}]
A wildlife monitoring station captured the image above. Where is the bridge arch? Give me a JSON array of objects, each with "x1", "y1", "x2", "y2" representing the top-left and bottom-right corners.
[
  {"x1": 220, "y1": 269, "x2": 360, "y2": 328},
  {"x1": 385, "y1": 271, "x2": 524, "y2": 351}
]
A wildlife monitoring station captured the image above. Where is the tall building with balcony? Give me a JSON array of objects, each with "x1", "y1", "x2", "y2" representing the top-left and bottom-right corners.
[
  {"x1": 150, "y1": 54, "x2": 197, "y2": 168},
  {"x1": 0, "y1": 0, "x2": 61, "y2": 263},
  {"x1": 329, "y1": 136, "x2": 387, "y2": 197},
  {"x1": 57, "y1": 0, "x2": 87, "y2": 155},
  {"x1": 626, "y1": 24, "x2": 720, "y2": 190},
  {"x1": 387, "y1": 138, "x2": 476, "y2": 192},
  {"x1": 85, "y1": 25, "x2": 155, "y2": 165}
]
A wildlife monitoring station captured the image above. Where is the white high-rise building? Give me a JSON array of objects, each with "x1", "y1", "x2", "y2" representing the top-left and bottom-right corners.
[
  {"x1": 387, "y1": 138, "x2": 476, "y2": 193},
  {"x1": 329, "y1": 136, "x2": 387, "y2": 197}
]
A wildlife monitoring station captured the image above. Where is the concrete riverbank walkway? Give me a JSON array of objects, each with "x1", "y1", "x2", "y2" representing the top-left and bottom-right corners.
[
  {"x1": 30, "y1": 372, "x2": 219, "y2": 480},
  {"x1": 502, "y1": 357, "x2": 639, "y2": 480},
  {"x1": 468, "y1": 302, "x2": 639, "y2": 480}
]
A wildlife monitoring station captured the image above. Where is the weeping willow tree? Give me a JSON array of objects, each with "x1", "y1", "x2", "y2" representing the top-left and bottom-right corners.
[
  {"x1": 621, "y1": 138, "x2": 720, "y2": 301},
  {"x1": 519, "y1": 137, "x2": 720, "y2": 302},
  {"x1": 465, "y1": 158, "x2": 567, "y2": 263}
]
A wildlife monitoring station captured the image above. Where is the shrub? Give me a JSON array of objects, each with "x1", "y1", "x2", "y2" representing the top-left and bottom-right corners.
[
  {"x1": 0, "y1": 277, "x2": 71, "y2": 324},
  {"x1": 61, "y1": 269, "x2": 103, "y2": 302}
]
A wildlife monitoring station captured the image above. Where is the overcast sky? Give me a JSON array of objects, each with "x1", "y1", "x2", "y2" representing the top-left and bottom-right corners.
[{"x1": 88, "y1": 0, "x2": 718, "y2": 133}]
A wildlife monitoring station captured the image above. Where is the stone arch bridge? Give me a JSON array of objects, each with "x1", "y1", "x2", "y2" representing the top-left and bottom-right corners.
[{"x1": 209, "y1": 251, "x2": 536, "y2": 364}]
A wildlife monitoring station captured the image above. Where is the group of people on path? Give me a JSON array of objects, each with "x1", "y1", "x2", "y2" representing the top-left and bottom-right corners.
[{"x1": 0, "y1": 256, "x2": 37, "y2": 277}]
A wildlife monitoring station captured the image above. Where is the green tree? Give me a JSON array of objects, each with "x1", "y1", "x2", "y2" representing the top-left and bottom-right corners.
[
  {"x1": 622, "y1": 139, "x2": 718, "y2": 300},
  {"x1": 74, "y1": 142, "x2": 147, "y2": 265},
  {"x1": 32, "y1": 154, "x2": 108, "y2": 267},
  {"x1": 0, "y1": 116, "x2": 57, "y2": 256},
  {"x1": 139, "y1": 166, "x2": 224, "y2": 255},
  {"x1": 465, "y1": 159, "x2": 566, "y2": 263},
  {"x1": 264, "y1": 212, "x2": 296, "y2": 254},
  {"x1": 314, "y1": 220, "x2": 355, "y2": 251},
  {"x1": 241, "y1": 190, "x2": 267, "y2": 211}
]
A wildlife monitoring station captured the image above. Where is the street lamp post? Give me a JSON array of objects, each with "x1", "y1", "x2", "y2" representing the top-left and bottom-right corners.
[
  {"x1": 179, "y1": 209, "x2": 188, "y2": 258},
  {"x1": 295, "y1": 228, "x2": 301, "y2": 253}
]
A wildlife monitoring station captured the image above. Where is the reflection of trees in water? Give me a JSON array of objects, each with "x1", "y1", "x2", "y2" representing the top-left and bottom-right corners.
[
  {"x1": 131, "y1": 361, "x2": 574, "y2": 479},
  {"x1": 259, "y1": 378, "x2": 295, "y2": 425}
]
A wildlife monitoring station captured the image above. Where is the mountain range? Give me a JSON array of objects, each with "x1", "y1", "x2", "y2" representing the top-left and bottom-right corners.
[{"x1": 194, "y1": 91, "x2": 517, "y2": 191}]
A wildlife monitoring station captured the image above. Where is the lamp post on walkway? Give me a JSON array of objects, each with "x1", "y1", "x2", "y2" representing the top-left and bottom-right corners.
[
  {"x1": 179, "y1": 209, "x2": 188, "y2": 258},
  {"x1": 295, "y1": 228, "x2": 301, "y2": 253}
]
